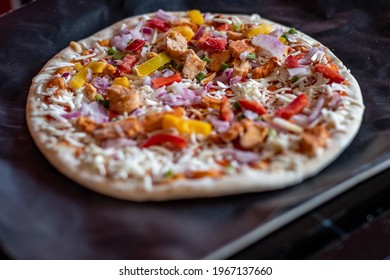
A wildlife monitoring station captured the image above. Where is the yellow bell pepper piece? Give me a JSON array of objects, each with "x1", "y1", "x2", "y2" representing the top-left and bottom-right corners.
[
  {"x1": 87, "y1": 61, "x2": 107, "y2": 73},
  {"x1": 134, "y1": 51, "x2": 172, "y2": 77},
  {"x1": 74, "y1": 62, "x2": 83, "y2": 71},
  {"x1": 187, "y1": 9, "x2": 204, "y2": 25},
  {"x1": 246, "y1": 23, "x2": 273, "y2": 37},
  {"x1": 162, "y1": 114, "x2": 212, "y2": 137},
  {"x1": 68, "y1": 61, "x2": 108, "y2": 90},
  {"x1": 68, "y1": 67, "x2": 89, "y2": 90},
  {"x1": 113, "y1": 77, "x2": 130, "y2": 88},
  {"x1": 170, "y1": 26, "x2": 195, "y2": 41}
]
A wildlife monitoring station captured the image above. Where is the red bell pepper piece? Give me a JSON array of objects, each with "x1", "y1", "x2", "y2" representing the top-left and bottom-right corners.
[
  {"x1": 125, "y1": 39, "x2": 146, "y2": 52},
  {"x1": 285, "y1": 55, "x2": 300, "y2": 68},
  {"x1": 117, "y1": 54, "x2": 138, "y2": 74},
  {"x1": 216, "y1": 23, "x2": 230, "y2": 31},
  {"x1": 142, "y1": 134, "x2": 187, "y2": 149},
  {"x1": 220, "y1": 96, "x2": 233, "y2": 122},
  {"x1": 146, "y1": 18, "x2": 170, "y2": 32},
  {"x1": 239, "y1": 99, "x2": 267, "y2": 115},
  {"x1": 275, "y1": 93, "x2": 309, "y2": 119},
  {"x1": 151, "y1": 73, "x2": 182, "y2": 89},
  {"x1": 314, "y1": 64, "x2": 345, "y2": 83},
  {"x1": 200, "y1": 37, "x2": 227, "y2": 52}
]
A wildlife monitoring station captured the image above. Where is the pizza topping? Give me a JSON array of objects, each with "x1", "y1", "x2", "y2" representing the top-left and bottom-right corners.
[
  {"x1": 314, "y1": 64, "x2": 345, "y2": 84},
  {"x1": 142, "y1": 133, "x2": 187, "y2": 149},
  {"x1": 93, "y1": 117, "x2": 140, "y2": 140},
  {"x1": 145, "y1": 18, "x2": 170, "y2": 32},
  {"x1": 299, "y1": 125, "x2": 329, "y2": 156},
  {"x1": 275, "y1": 93, "x2": 309, "y2": 119},
  {"x1": 251, "y1": 34, "x2": 286, "y2": 59},
  {"x1": 31, "y1": 10, "x2": 359, "y2": 187},
  {"x1": 107, "y1": 85, "x2": 140, "y2": 114},
  {"x1": 228, "y1": 39, "x2": 256, "y2": 59},
  {"x1": 182, "y1": 50, "x2": 207, "y2": 79},
  {"x1": 240, "y1": 123, "x2": 268, "y2": 149}
]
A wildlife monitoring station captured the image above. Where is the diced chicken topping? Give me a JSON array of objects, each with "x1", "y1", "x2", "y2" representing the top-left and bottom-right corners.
[
  {"x1": 93, "y1": 117, "x2": 140, "y2": 140},
  {"x1": 182, "y1": 49, "x2": 206, "y2": 79},
  {"x1": 228, "y1": 39, "x2": 256, "y2": 58},
  {"x1": 107, "y1": 85, "x2": 140, "y2": 114}
]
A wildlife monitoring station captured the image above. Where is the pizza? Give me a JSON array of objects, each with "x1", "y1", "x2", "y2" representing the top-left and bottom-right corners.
[{"x1": 26, "y1": 10, "x2": 364, "y2": 201}]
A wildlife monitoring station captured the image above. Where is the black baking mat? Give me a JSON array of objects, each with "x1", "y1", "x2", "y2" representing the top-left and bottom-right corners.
[{"x1": 0, "y1": 0, "x2": 389, "y2": 259}]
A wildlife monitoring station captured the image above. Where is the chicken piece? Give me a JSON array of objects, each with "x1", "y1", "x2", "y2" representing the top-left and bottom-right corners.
[
  {"x1": 163, "y1": 31, "x2": 188, "y2": 59},
  {"x1": 47, "y1": 76, "x2": 66, "y2": 90},
  {"x1": 75, "y1": 116, "x2": 99, "y2": 134},
  {"x1": 228, "y1": 39, "x2": 256, "y2": 58},
  {"x1": 170, "y1": 18, "x2": 198, "y2": 32},
  {"x1": 227, "y1": 31, "x2": 245, "y2": 41},
  {"x1": 107, "y1": 85, "x2": 140, "y2": 114},
  {"x1": 220, "y1": 122, "x2": 245, "y2": 142},
  {"x1": 186, "y1": 169, "x2": 223, "y2": 179},
  {"x1": 140, "y1": 107, "x2": 186, "y2": 133},
  {"x1": 231, "y1": 58, "x2": 251, "y2": 77},
  {"x1": 69, "y1": 41, "x2": 83, "y2": 53},
  {"x1": 93, "y1": 117, "x2": 140, "y2": 140},
  {"x1": 55, "y1": 66, "x2": 74, "y2": 75},
  {"x1": 252, "y1": 57, "x2": 279, "y2": 79},
  {"x1": 103, "y1": 64, "x2": 116, "y2": 75},
  {"x1": 300, "y1": 125, "x2": 329, "y2": 157},
  {"x1": 182, "y1": 49, "x2": 206, "y2": 80},
  {"x1": 84, "y1": 83, "x2": 97, "y2": 101},
  {"x1": 239, "y1": 124, "x2": 268, "y2": 149},
  {"x1": 208, "y1": 50, "x2": 231, "y2": 72}
]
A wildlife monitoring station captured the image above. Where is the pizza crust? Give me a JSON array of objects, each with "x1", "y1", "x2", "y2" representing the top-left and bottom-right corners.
[{"x1": 26, "y1": 12, "x2": 364, "y2": 201}]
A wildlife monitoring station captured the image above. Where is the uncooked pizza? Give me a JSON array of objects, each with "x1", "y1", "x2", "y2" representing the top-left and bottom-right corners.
[{"x1": 26, "y1": 10, "x2": 364, "y2": 201}]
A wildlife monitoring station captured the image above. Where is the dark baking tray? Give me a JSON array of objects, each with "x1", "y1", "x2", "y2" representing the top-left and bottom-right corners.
[{"x1": 0, "y1": 0, "x2": 389, "y2": 259}]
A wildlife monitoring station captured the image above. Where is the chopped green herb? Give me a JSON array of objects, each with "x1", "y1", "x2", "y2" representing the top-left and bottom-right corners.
[
  {"x1": 255, "y1": 116, "x2": 263, "y2": 121},
  {"x1": 233, "y1": 23, "x2": 241, "y2": 31},
  {"x1": 268, "y1": 128, "x2": 277, "y2": 139},
  {"x1": 221, "y1": 63, "x2": 229, "y2": 70},
  {"x1": 96, "y1": 96, "x2": 109, "y2": 109},
  {"x1": 226, "y1": 163, "x2": 234, "y2": 172},
  {"x1": 112, "y1": 51, "x2": 127, "y2": 60},
  {"x1": 236, "y1": 112, "x2": 245, "y2": 121},
  {"x1": 107, "y1": 47, "x2": 127, "y2": 60},
  {"x1": 196, "y1": 72, "x2": 205, "y2": 82},
  {"x1": 291, "y1": 76, "x2": 299, "y2": 83},
  {"x1": 202, "y1": 56, "x2": 211, "y2": 64},
  {"x1": 281, "y1": 34, "x2": 289, "y2": 42},
  {"x1": 164, "y1": 169, "x2": 174, "y2": 178},
  {"x1": 247, "y1": 52, "x2": 256, "y2": 60},
  {"x1": 288, "y1": 28, "x2": 297, "y2": 34},
  {"x1": 233, "y1": 101, "x2": 242, "y2": 111},
  {"x1": 107, "y1": 47, "x2": 117, "y2": 55},
  {"x1": 171, "y1": 61, "x2": 183, "y2": 71}
]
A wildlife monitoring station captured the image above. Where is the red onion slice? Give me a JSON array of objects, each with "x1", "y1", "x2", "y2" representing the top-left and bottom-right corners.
[
  {"x1": 298, "y1": 47, "x2": 322, "y2": 65},
  {"x1": 141, "y1": 26, "x2": 153, "y2": 35},
  {"x1": 287, "y1": 67, "x2": 309, "y2": 77},
  {"x1": 224, "y1": 148, "x2": 261, "y2": 164},
  {"x1": 61, "y1": 110, "x2": 81, "y2": 120},
  {"x1": 193, "y1": 25, "x2": 205, "y2": 40},
  {"x1": 308, "y1": 97, "x2": 325, "y2": 123},
  {"x1": 111, "y1": 33, "x2": 132, "y2": 51},
  {"x1": 155, "y1": 9, "x2": 175, "y2": 21},
  {"x1": 81, "y1": 102, "x2": 109, "y2": 124},
  {"x1": 252, "y1": 35, "x2": 286, "y2": 59}
]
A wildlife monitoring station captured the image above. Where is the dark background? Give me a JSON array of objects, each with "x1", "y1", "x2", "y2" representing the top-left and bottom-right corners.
[{"x1": 0, "y1": 0, "x2": 389, "y2": 259}]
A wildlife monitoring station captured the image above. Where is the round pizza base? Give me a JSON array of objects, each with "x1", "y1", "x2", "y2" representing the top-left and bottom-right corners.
[{"x1": 26, "y1": 12, "x2": 364, "y2": 201}]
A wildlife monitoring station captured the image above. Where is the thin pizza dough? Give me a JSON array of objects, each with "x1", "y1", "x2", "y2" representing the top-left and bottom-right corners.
[{"x1": 26, "y1": 10, "x2": 364, "y2": 201}]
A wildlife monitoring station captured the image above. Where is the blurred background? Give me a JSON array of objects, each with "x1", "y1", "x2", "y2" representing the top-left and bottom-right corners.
[{"x1": 0, "y1": 0, "x2": 34, "y2": 15}]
